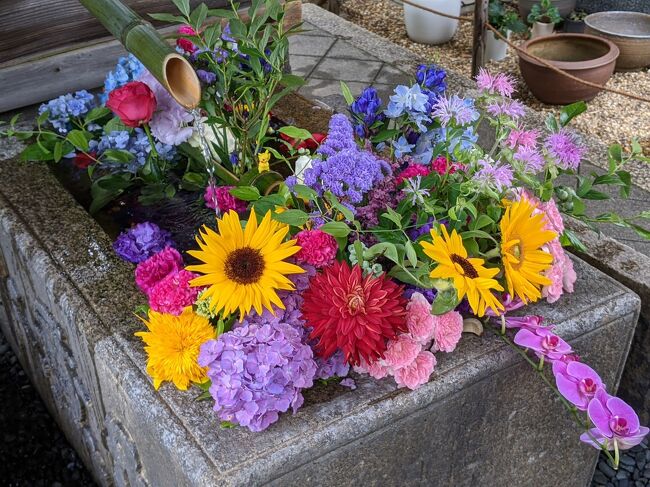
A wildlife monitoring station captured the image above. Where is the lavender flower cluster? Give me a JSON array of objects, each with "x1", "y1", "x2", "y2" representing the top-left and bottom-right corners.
[
  {"x1": 38, "y1": 90, "x2": 96, "y2": 134},
  {"x1": 296, "y1": 114, "x2": 391, "y2": 206},
  {"x1": 100, "y1": 54, "x2": 145, "y2": 104},
  {"x1": 113, "y1": 222, "x2": 174, "y2": 263},
  {"x1": 93, "y1": 129, "x2": 177, "y2": 173}
]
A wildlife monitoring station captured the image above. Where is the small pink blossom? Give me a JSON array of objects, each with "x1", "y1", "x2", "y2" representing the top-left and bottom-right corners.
[
  {"x1": 383, "y1": 334, "x2": 421, "y2": 369},
  {"x1": 475, "y1": 69, "x2": 516, "y2": 97},
  {"x1": 134, "y1": 246, "x2": 183, "y2": 296},
  {"x1": 432, "y1": 310, "x2": 463, "y2": 353},
  {"x1": 506, "y1": 128, "x2": 539, "y2": 150},
  {"x1": 148, "y1": 269, "x2": 202, "y2": 316},
  {"x1": 393, "y1": 351, "x2": 436, "y2": 390},
  {"x1": 543, "y1": 239, "x2": 577, "y2": 303},
  {"x1": 178, "y1": 25, "x2": 197, "y2": 36},
  {"x1": 406, "y1": 292, "x2": 436, "y2": 344},
  {"x1": 204, "y1": 185, "x2": 248, "y2": 213},
  {"x1": 295, "y1": 229, "x2": 338, "y2": 268},
  {"x1": 396, "y1": 163, "x2": 431, "y2": 185}
]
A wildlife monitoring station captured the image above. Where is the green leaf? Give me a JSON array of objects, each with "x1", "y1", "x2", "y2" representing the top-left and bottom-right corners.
[
  {"x1": 630, "y1": 223, "x2": 650, "y2": 240},
  {"x1": 181, "y1": 172, "x2": 207, "y2": 191},
  {"x1": 608, "y1": 143, "x2": 623, "y2": 170},
  {"x1": 148, "y1": 12, "x2": 187, "y2": 23},
  {"x1": 272, "y1": 209, "x2": 310, "y2": 227},
  {"x1": 292, "y1": 184, "x2": 318, "y2": 201},
  {"x1": 559, "y1": 101, "x2": 587, "y2": 127},
  {"x1": 190, "y1": 3, "x2": 208, "y2": 30},
  {"x1": 171, "y1": 0, "x2": 191, "y2": 17},
  {"x1": 252, "y1": 194, "x2": 286, "y2": 217},
  {"x1": 404, "y1": 240, "x2": 418, "y2": 268},
  {"x1": 560, "y1": 229, "x2": 587, "y2": 252},
  {"x1": 365, "y1": 242, "x2": 399, "y2": 264},
  {"x1": 229, "y1": 186, "x2": 261, "y2": 201},
  {"x1": 353, "y1": 240, "x2": 364, "y2": 264},
  {"x1": 371, "y1": 129, "x2": 401, "y2": 144},
  {"x1": 461, "y1": 230, "x2": 494, "y2": 241},
  {"x1": 582, "y1": 189, "x2": 610, "y2": 200},
  {"x1": 66, "y1": 129, "x2": 90, "y2": 151},
  {"x1": 470, "y1": 214, "x2": 494, "y2": 231},
  {"x1": 381, "y1": 207, "x2": 403, "y2": 228},
  {"x1": 320, "y1": 221, "x2": 351, "y2": 238},
  {"x1": 53, "y1": 142, "x2": 63, "y2": 163},
  {"x1": 102, "y1": 149, "x2": 134, "y2": 163},
  {"x1": 220, "y1": 421, "x2": 237, "y2": 429},
  {"x1": 278, "y1": 126, "x2": 312, "y2": 141},
  {"x1": 104, "y1": 116, "x2": 129, "y2": 133},
  {"x1": 430, "y1": 285, "x2": 460, "y2": 315},
  {"x1": 20, "y1": 143, "x2": 52, "y2": 161},
  {"x1": 617, "y1": 170, "x2": 631, "y2": 199},
  {"x1": 592, "y1": 174, "x2": 622, "y2": 186},
  {"x1": 280, "y1": 74, "x2": 305, "y2": 89},
  {"x1": 84, "y1": 107, "x2": 111, "y2": 123},
  {"x1": 545, "y1": 113, "x2": 559, "y2": 132},
  {"x1": 36, "y1": 110, "x2": 49, "y2": 125},
  {"x1": 324, "y1": 192, "x2": 354, "y2": 222},
  {"x1": 340, "y1": 81, "x2": 355, "y2": 106}
]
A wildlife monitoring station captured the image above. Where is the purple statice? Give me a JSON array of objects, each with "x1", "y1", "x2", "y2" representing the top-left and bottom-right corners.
[
  {"x1": 432, "y1": 95, "x2": 479, "y2": 127},
  {"x1": 307, "y1": 114, "x2": 391, "y2": 205},
  {"x1": 38, "y1": 91, "x2": 96, "y2": 134},
  {"x1": 473, "y1": 158, "x2": 514, "y2": 192},
  {"x1": 545, "y1": 129, "x2": 585, "y2": 170},
  {"x1": 350, "y1": 87, "x2": 384, "y2": 138},
  {"x1": 355, "y1": 168, "x2": 400, "y2": 228},
  {"x1": 113, "y1": 222, "x2": 174, "y2": 263},
  {"x1": 198, "y1": 321, "x2": 317, "y2": 432},
  {"x1": 196, "y1": 69, "x2": 217, "y2": 84},
  {"x1": 513, "y1": 146, "x2": 545, "y2": 173},
  {"x1": 403, "y1": 285, "x2": 437, "y2": 303},
  {"x1": 486, "y1": 99, "x2": 526, "y2": 119},
  {"x1": 95, "y1": 128, "x2": 176, "y2": 173},
  {"x1": 100, "y1": 54, "x2": 145, "y2": 104}
]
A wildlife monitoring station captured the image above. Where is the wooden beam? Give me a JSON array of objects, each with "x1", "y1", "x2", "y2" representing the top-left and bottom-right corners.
[{"x1": 471, "y1": 0, "x2": 488, "y2": 77}]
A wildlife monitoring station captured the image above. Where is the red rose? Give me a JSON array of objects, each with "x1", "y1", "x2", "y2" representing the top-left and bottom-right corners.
[
  {"x1": 72, "y1": 151, "x2": 96, "y2": 169},
  {"x1": 106, "y1": 81, "x2": 156, "y2": 128},
  {"x1": 279, "y1": 132, "x2": 326, "y2": 154},
  {"x1": 176, "y1": 38, "x2": 197, "y2": 54}
]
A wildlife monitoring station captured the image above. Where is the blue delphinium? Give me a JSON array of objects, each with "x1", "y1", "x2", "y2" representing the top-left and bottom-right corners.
[
  {"x1": 38, "y1": 91, "x2": 96, "y2": 134},
  {"x1": 94, "y1": 129, "x2": 176, "y2": 173},
  {"x1": 415, "y1": 64, "x2": 447, "y2": 111},
  {"x1": 384, "y1": 84, "x2": 431, "y2": 131},
  {"x1": 393, "y1": 136, "x2": 415, "y2": 158},
  {"x1": 99, "y1": 54, "x2": 145, "y2": 104},
  {"x1": 350, "y1": 87, "x2": 384, "y2": 138}
]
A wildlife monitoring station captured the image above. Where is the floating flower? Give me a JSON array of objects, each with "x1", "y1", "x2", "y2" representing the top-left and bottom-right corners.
[
  {"x1": 113, "y1": 222, "x2": 174, "y2": 263},
  {"x1": 432, "y1": 310, "x2": 463, "y2": 353},
  {"x1": 135, "y1": 246, "x2": 184, "y2": 295},
  {"x1": 186, "y1": 210, "x2": 304, "y2": 318},
  {"x1": 198, "y1": 321, "x2": 317, "y2": 432},
  {"x1": 204, "y1": 185, "x2": 248, "y2": 213},
  {"x1": 135, "y1": 307, "x2": 215, "y2": 390},
  {"x1": 513, "y1": 327, "x2": 572, "y2": 361},
  {"x1": 294, "y1": 229, "x2": 338, "y2": 268},
  {"x1": 393, "y1": 351, "x2": 437, "y2": 390},
  {"x1": 302, "y1": 261, "x2": 407, "y2": 365},
  {"x1": 553, "y1": 360, "x2": 604, "y2": 411},
  {"x1": 406, "y1": 292, "x2": 436, "y2": 344},
  {"x1": 422, "y1": 225, "x2": 504, "y2": 317},
  {"x1": 500, "y1": 198, "x2": 557, "y2": 304},
  {"x1": 580, "y1": 389, "x2": 649, "y2": 450}
]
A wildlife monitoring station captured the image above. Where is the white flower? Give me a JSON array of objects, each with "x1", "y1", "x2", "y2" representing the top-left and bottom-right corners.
[
  {"x1": 188, "y1": 117, "x2": 236, "y2": 163},
  {"x1": 294, "y1": 155, "x2": 313, "y2": 184}
]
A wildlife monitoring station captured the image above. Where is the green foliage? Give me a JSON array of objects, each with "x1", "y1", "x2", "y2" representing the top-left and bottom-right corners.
[
  {"x1": 489, "y1": 0, "x2": 527, "y2": 35},
  {"x1": 527, "y1": 0, "x2": 562, "y2": 25}
]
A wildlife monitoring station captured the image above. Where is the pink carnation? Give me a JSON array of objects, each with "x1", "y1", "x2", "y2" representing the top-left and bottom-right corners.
[
  {"x1": 204, "y1": 185, "x2": 248, "y2": 213},
  {"x1": 543, "y1": 239, "x2": 577, "y2": 303},
  {"x1": 354, "y1": 357, "x2": 390, "y2": 379},
  {"x1": 134, "y1": 246, "x2": 183, "y2": 296},
  {"x1": 432, "y1": 310, "x2": 463, "y2": 353},
  {"x1": 431, "y1": 156, "x2": 459, "y2": 176},
  {"x1": 178, "y1": 25, "x2": 197, "y2": 36},
  {"x1": 295, "y1": 229, "x2": 337, "y2": 268},
  {"x1": 148, "y1": 269, "x2": 202, "y2": 315},
  {"x1": 393, "y1": 351, "x2": 436, "y2": 390},
  {"x1": 396, "y1": 164, "x2": 431, "y2": 185},
  {"x1": 406, "y1": 292, "x2": 436, "y2": 344},
  {"x1": 383, "y1": 334, "x2": 421, "y2": 369}
]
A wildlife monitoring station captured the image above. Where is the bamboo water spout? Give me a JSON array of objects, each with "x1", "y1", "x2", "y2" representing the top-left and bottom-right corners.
[{"x1": 78, "y1": 0, "x2": 201, "y2": 108}]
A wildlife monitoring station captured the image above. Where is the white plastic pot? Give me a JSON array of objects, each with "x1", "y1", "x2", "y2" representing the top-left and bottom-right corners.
[
  {"x1": 403, "y1": 0, "x2": 461, "y2": 45},
  {"x1": 485, "y1": 30, "x2": 510, "y2": 61},
  {"x1": 531, "y1": 21, "x2": 555, "y2": 39}
]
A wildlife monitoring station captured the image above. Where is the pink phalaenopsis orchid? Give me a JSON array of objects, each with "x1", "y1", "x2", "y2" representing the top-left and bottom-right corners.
[
  {"x1": 503, "y1": 315, "x2": 549, "y2": 332},
  {"x1": 580, "y1": 389, "x2": 649, "y2": 450},
  {"x1": 513, "y1": 327, "x2": 572, "y2": 361},
  {"x1": 553, "y1": 360, "x2": 604, "y2": 411}
]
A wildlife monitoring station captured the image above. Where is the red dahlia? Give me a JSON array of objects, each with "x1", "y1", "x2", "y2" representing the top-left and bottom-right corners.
[{"x1": 302, "y1": 261, "x2": 407, "y2": 365}]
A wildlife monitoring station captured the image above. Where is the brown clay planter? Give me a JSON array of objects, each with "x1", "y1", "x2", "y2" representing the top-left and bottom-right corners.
[
  {"x1": 584, "y1": 11, "x2": 650, "y2": 71},
  {"x1": 517, "y1": 33, "x2": 619, "y2": 105},
  {"x1": 518, "y1": 0, "x2": 575, "y2": 20}
]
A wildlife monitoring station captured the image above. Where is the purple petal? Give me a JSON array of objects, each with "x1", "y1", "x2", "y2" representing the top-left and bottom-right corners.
[
  {"x1": 567, "y1": 361, "x2": 602, "y2": 385},
  {"x1": 555, "y1": 370, "x2": 588, "y2": 410},
  {"x1": 513, "y1": 329, "x2": 541, "y2": 351},
  {"x1": 588, "y1": 394, "x2": 614, "y2": 438},
  {"x1": 606, "y1": 396, "x2": 640, "y2": 433},
  {"x1": 580, "y1": 428, "x2": 609, "y2": 450},
  {"x1": 617, "y1": 426, "x2": 650, "y2": 450}
]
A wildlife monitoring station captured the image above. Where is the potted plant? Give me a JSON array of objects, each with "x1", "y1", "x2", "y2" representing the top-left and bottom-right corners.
[
  {"x1": 528, "y1": 0, "x2": 562, "y2": 38},
  {"x1": 564, "y1": 10, "x2": 587, "y2": 33},
  {"x1": 518, "y1": 0, "x2": 576, "y2": 20},
  {"x1": 403, "y1": 0, "x2": 462, "y2": 45},
  {"x1": 486, "y1": 0, "x2": 527, "y2": 60}
]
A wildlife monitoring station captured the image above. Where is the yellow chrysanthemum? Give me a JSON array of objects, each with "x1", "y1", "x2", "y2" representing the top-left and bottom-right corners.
[
  {"x1": 421, "y1": 225, "x2": 504, "y2": 317},
  {"x1": 135, "y1": 307, "x2": 215, "y2": 391},
  {"x1": 186, "y1": 210, "x2": 304, "y2": 319},
  {"x1": 500, "y1": 198, "x2": 557, "y2": 304},
  {"x1": 257, "y1": 150, "x2": 271, "y2": 173}
]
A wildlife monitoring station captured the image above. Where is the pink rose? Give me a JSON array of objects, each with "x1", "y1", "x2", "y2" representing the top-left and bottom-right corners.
[
  {"x1": 135, "y1": 246, "x2": 183, "y2": 296},
  {"x1": 295, "y1": 229, "x2": 338, "y2": 268},
  {"x1": 393, "y1": 351, "x2": 436, "y2": 390},
  {"x1": 406, "y1": 292, "x2": 436, "y2": 344},
  {"x1": 432, "y1": 310, "x2": 464, "y2": 353},
  {"x1": 383, "y1": 335, "x2": 421, "y2": 369},
  {"x1": 106, "y1": 81, "x2": 156, "y2": 128},
  {"x1": 148, "y1": 269, "x2": 202, "y2": 316}
]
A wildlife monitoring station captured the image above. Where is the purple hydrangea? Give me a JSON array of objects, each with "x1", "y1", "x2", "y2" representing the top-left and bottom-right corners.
[
  {"x1": 113, "y1": 222, "x2": 174, "y2": 263},
  {"x1": 198, "y1": 321, "x2": 317, "y2": 432},
  {"x1": 306, "y1": 114, "x2": 391, "y2": 206},
  {"x1": 545, "y1": 129, "x2": 585, "y2": 170}
]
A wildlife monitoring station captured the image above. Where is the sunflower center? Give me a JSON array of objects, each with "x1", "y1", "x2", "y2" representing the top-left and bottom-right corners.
[
  {"x1": 450, "y1": 253, "x2": 479, "y2": 279},
  {"x1": 224, "y1": 247, "x2": 265, "y2": 285},
  {"x1": 346, "y1": 285, "x2": 366, "y2": 315}
]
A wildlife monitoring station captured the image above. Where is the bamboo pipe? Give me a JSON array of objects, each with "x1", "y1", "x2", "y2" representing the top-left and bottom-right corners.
[{"x1": 78, "y1": 0, "x2": 201, "y2": 108}]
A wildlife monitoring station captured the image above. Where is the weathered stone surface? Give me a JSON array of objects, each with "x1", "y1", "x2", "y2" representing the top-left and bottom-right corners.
[{"x1": 577, "y1": 0, "x2": 650, "y2": 14}]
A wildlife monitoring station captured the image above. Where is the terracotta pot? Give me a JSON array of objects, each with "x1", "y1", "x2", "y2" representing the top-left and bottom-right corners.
[
  {"x1": 517, "y1": 33, "x2": 619, "y2": 105},
  {"x1": 518, "y1": 0, "x2": 576, "y2": 20},
  {"x1": 531, "y1": 21, "x2": 555, "y2": 38},
  {"x1": 584, "y1": 11, "x2": 650, "y2": 71},
  {"x1": 403, "y1": 0, "x2": 461, "y2": 45}
]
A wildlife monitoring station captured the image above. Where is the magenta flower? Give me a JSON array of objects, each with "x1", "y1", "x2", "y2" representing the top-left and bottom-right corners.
[
  {"x1": 513, "y1": 327, "x2": 572, "y2": 361},
  {"x1": 553, "y1": 360, "x2": 604, "y2": 410},
  {"x1": 514, "y1": 146, "x2": 545, "y2": 173},
  {"x1": 134, "y1": 246, "x2": 183, "y2": 296},
  {"x1": 504, "y1": 315, "x2": 548, "y2": 332},
  {"x1": 475, "y1": 69, "x2": 516, "y2": 97},
  {"x1": 506, "y1": 128, "x2": 539, "y2": 150},
  {"x1": 545, "y1": 129, "x2": 585, "y2": 170},
  {"x1": 580, "y1": 389, "x2": 649, "y2": 450}
]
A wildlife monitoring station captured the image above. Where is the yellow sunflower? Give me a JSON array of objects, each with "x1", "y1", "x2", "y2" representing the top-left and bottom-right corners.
[
  {"x1": 186, "y1": 209, "x2": 304, "y2": 319},
  {"x1": 500, "y1": 198, "x2": 557, "y2": 304},
  {"x1": 135, "y1": 307, "x2": 215, "y2": 390},
  {"x1": 421, "y1": 225, "x2": 504, "y2": 317}
]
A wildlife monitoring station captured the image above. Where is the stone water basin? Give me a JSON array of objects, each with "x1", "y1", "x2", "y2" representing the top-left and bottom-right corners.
[{"x1": 585, "y1": 11, "x2": 650, "y2": 71}]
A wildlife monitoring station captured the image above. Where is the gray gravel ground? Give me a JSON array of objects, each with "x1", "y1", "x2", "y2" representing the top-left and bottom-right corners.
[{"x1": 592, "y1": 439, "x2": 650, "y2": 487}]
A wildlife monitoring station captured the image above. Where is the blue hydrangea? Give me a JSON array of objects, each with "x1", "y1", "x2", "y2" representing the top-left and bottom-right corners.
[
  {"x1": 94, "y1": 129, "x2": 176, "y2": 173},
  {"x1": 350, "y1": 87, "x2": 384, "y2": 138},
  {"x1": 99, "y1": 54, "x2": 145, "y2": 104},
  {"x1": 38, "y1": 91, "x2": 96, "y2": 134}
]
